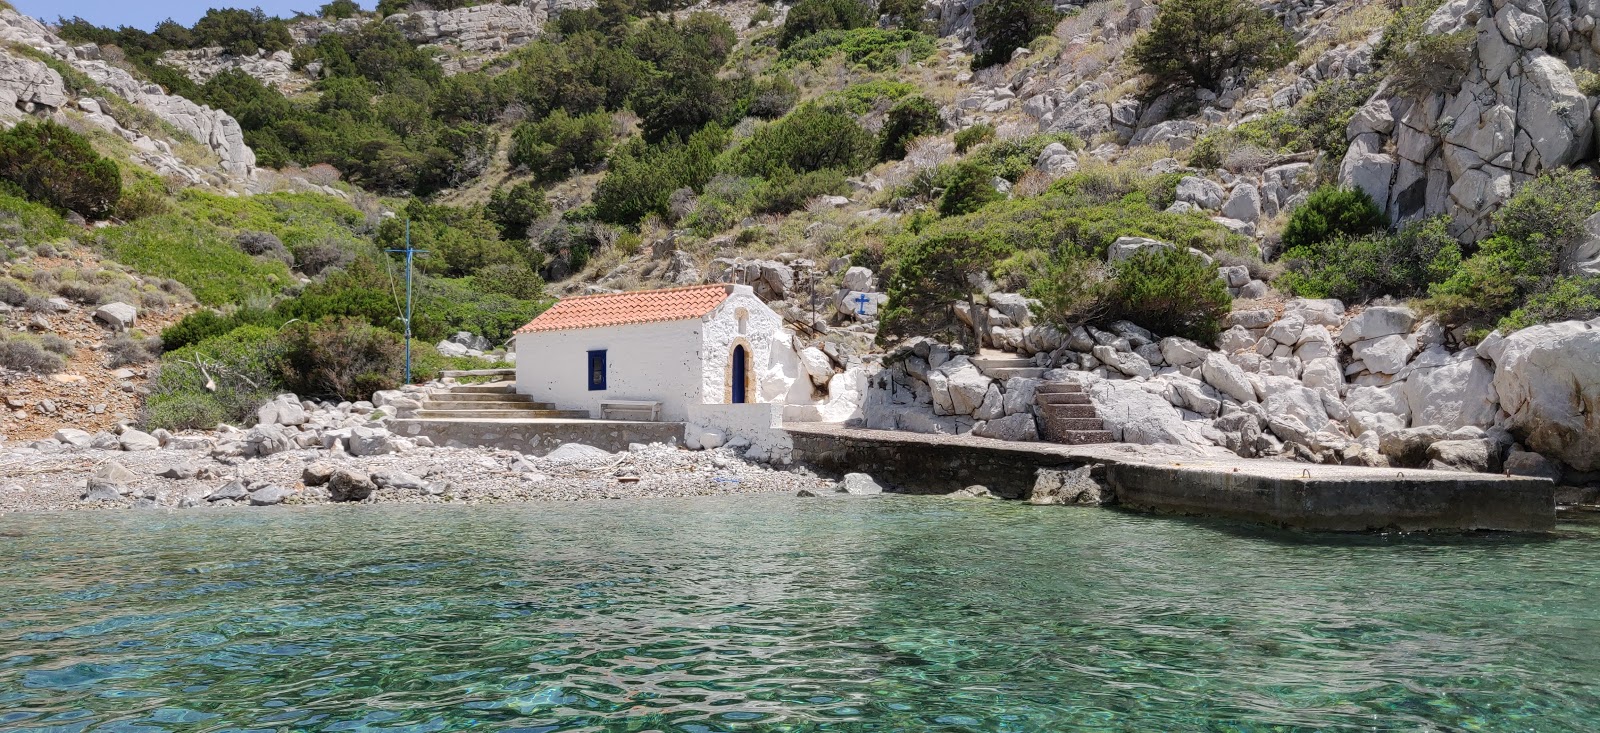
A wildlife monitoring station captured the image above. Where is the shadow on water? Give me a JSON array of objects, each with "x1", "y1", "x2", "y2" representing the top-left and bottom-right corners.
[{"x1": 1112, "y1": 506, "x2": 1583, "y2": 548}]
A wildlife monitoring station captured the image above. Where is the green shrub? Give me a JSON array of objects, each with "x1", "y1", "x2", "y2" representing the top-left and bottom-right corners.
[
  {"x1": 276, "y1": 318, "x2": 403, "y2": 401},
  {"x1": 160, "y1": 308, "x2": 280, "y2": 352},
  {"x1": 778, "y1": 28, "x2": 938, "y2": 71},
  {"x1": 95, "y1": 195, "x2": 293, "y2": 306},
  {"x1": 752, "y1": 168, "x2": 850, "y2": 214},
  {"x1": 1277, "y1": 216, "x2": 1462, "y2": 302},
  {"x1": 377, "y1": 200, "x2": 528, "y2": 279},
  {"x1": 320, "y1": 0, "x2": 363, "y2": 19},
  {"x1": 0, "y1": 120, "x2": 121, "y2": 219},
  {"x1": 1425, "y1": 168, "x2": 1600, "y2": 328},
  {"x1": 509, "y1": 109, "x2": 614, "y2": 183},
  {"x1": 1105, "y1": 247, "x2": 1233, "y2": 342},
  {"x1": 973, "y1": 0, "x2": 1061, "y2": 68},
  {"x1": 881, "y1": 229, "x2": 1015, "y2": 346},
  {"x1": 594, "y1": 125, "x2": 727, "y2": 226},
  {"x1": 733, "y1": 103, "x2": 875, "y2": 178},
  {"x1": 1375, "y1": 0, "x2": 1470, "y2": 99},
  {"x1": 954, "y1": 123, "x2": 995, "y2": 153},
  {"x1": 1279, "y1": 186, "x2": 1386, "y2": 254},
  {"x1": 749, "y1": 75, "x2": 800, "y2": 119},
  {"x1": 967, "y1": 132, "x2": 1082, "y2": 182},
  {"x1": 145, "y1": 325, "x2": 280, "y2": 430},
  {"x1": 1131, "y1": 0, "x2": 1295, "y2": 90},
  {"x1": 106, "y1": 334, "x2": 162, "y2": 367},
  {"x1": 0, "y1": 191, "x2": 75, "y2": 250},
  {"x1": 938, "y1": 161, "x2": 1004, "y2": 216},
  {"x1": 878, "y1": 95, "x2": 942, "y2": 161},
  {"x1": 1499, "y1": 276, "x2": 1600, "y2": 332},
  {"x1": 780, "y1": 0, "x2": 872, "y2": 48},
  {"x1": 822, "y1": 80, "x2": 919, "y2": 114},
  {"x1": 487, "y1": 182, "x2": 552, "y2": 240},
  {"x1": 192, "y1": 7, "x2": 294, "y2": 56}
]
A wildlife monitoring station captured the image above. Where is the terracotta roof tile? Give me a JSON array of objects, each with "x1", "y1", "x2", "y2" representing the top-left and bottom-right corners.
[{"x1": 514, "y1": 284, "x2": 732, "y2": 334}]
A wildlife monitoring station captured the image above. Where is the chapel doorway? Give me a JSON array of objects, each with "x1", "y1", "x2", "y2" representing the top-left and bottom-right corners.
[{"x1": 731, "y1": 345, "x2": 747, "y2": 404}]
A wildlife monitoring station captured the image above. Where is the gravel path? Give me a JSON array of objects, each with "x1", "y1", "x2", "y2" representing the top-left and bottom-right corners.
[{"x1": 0, "y1": 441, "x2": 833, "y2": 513}]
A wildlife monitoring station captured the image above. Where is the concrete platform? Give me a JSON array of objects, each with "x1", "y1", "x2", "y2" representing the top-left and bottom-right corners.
[
  {"x1": 390, "y1": 418, "x2": 683, "y2": 455},
  {"x1": 784, "y1": 424, "x2": 1555, "y2": 532}
]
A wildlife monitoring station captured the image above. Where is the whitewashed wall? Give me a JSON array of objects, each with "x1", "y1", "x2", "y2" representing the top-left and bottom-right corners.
[
  {"x1": 514, "y1": 318, "x2": 703, "y2": 421},
  {"x1": 700, "y1": 286, "x2": 789, "y2": 404}
]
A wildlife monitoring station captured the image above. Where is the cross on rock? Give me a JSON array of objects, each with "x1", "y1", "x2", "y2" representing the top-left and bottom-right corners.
[{"x1": 854, "y1": 293, "x2": 871, "y2": 315}]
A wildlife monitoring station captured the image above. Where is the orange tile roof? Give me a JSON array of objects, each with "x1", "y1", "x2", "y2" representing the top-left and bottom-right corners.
[{"x1": 514, "y1": 284, "x2": 732, "y2": 334}]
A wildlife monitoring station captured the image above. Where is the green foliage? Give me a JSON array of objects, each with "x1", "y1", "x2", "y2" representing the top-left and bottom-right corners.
[
  {"x1": 1501, "y1": 276, "x2": 1600, "y2": 332},
  {"x1": 0, "y1": 191, "x2": 75, "y2": 251},
  {"x1": 879, "y1": 95, "x2": 942, "y2": 161},
  {"x1": 594, "y1": 125, "x2": 727, "y2": 226},
  {"x1": 1131, "y1": 0, "x2": 1295, "y2": 90},
  {"x1": 1105, "y1": 246, "x2": 1233, "y2": 342},
  {"x1": 749, "y1": 75, "x2": 800, "y2": 118},
  {"x1": 822, "y1": 80, "x2": 919, "y2": 114},
  {"x1": 880, "y1": 0, "x2": 930, "y2": 31},
  {"x1": 487, "y1": 182, "x2": 551, "y2": 240},
  {"x1": 378, "y1": 200, "x2": 528, "y2": 279},
  {"x1": 973, "y1": 0, "x2": 1061, "y2": 68},
  {"x1": 1426, "y1": 169, "x2": 1600, "y2": 328},
  {"x1": 780, "y1": 0, "x2": 872, "y2": 48},
  {"x1": 966, "y1": 132, "x2": 1082, "y2": 182},
  {"x1": 938, "y1": 161, "x2": 1004, "y2": 217},
  {"x1": 0, "y1": 120, "x2": 120, "y2": 219},
  {"x1": 160, "y1": 307, "x2": 280, "y2": 352},
  {"x1": 509, "y1": 109, "x2": 613, "y2": 182},
  {"x1": 1374, "y1": 0, "x2": 1469, "y2": 99},
  {"x1": 954, "y1": 123, "x2": 995, "y2": 153},
  {"x1": 733, "y1": 103, "x2": 874, "y2": 178},
  {"x1": 145, "y1": 325, "x2": 280, "y2": 430},
  {"x1": 778, "y1": 28, "x2": 937, "y2": 71},
  {"x1": 1277, "y1": 216, "x2": 1462, "y2": 302},
  {"x1": 191, "y1": 7, "x2": 294, "y2": 56},
  {"x1": 752, "y1": 168, "x2": 850, "y2": 214},
  {"x1": 320, "y1": 0, "x2": 363, "y2": 19},
  {"x1": 1280, "y1": 186, "x2": 1386, "y2": 253},
  {"x1": 276, "y1": 318, "x2": 403, "y2": 400},
  {"x1": 881, "y1": 229, "x2": 1015, "y2": 345}
]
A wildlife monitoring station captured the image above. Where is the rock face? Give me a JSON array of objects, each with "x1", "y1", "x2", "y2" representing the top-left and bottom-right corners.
[
  {"x1": 0, "y1": 8, "x2": 256, "y2": 183},
  {"x1": 158, "y1": 47, "x2": 310, "y2": 94},
  {"x1": 1484, "y1": 322, "x2": 1600, "y2": 470},
  {"x1": 388, "y1": 2, "x2": 553, "y2": 72},
  {"x1": 1339, "y1": 0, "x2": 1596, "y2": 238}
]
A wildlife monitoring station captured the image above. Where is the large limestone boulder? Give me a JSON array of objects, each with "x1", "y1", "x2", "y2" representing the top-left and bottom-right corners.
[
  {"x1": 1341, "y1": 306, "x2": 1416, "y2": 344},
  {"x1": 1175, "y1": 176, "x2": 1225, "y2": 210},
  {"x1": 1484, "y1": 321, "x2": 1600, "y2": 470},
  {"x1": 1086, "y1": 378, "x2": 1212, "y2": 449},
  {"x1": 972, "y1": 413, "x2": 1039, "y2": 441},
  {"x1": 928, "y1": 357, "x2": 990, "y2": 416},
  {"x1": 1201, "y1": 353, "x2": 1256, "y2": 403},
  {"x1": 1400, "y1": 347, "x2": 1497, "y2": 430}
]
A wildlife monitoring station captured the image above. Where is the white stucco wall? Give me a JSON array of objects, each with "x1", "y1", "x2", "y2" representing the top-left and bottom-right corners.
[
  {"x1": 700, "y1": 287, "x2": 789, "y2": 405},
  {"x1": 514, "y1": 318, "x2": 703, "y2": 421}
]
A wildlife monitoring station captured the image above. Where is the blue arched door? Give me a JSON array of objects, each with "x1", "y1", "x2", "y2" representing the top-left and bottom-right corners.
[{"x1": 731, "y1": 345, "x2": 747, "y2": 404}]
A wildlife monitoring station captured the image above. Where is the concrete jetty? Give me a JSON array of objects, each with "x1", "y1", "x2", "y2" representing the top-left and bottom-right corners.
[{"x1": 785, "y1": 424, "x2": 1555, "y2": 532}]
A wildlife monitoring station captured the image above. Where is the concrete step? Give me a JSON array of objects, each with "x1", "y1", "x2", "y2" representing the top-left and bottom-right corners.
[
  {"x1": 1036, "y1": 392, "x2": 1091, "y2": 406},
  {"x1": 1059, "y1": 430, "x2": 1115, "y2": 445},
  {"x1": 449, "y1": 381, "x2": 516, "y2": 394},
  {"x1": 428, "y1": 392, "x2": 541, "y2": 403},
  {"x1": 1034, "y1": 382, "x2": 1085, "y2": 395},
  {"x1": 1040, "y1": 404, "x2": 1097, "y2": 419},
  {"x1": 1048, "y1": 417, "x2": 1106, "y2": 432},
  {"x1": 983, "y1": 367, "x2": 1047, "y2": 380},
  {"x1": 412, "y1": 409, "x2": 591, "y2": 420},
  {"x1": 420, "y1": 400, "x2": 559, "y2": 411}
]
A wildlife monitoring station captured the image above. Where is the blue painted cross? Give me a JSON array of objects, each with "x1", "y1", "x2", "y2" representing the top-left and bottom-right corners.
[{"x1": 854, "y1": 293, "x2": 872, "y2": 315}]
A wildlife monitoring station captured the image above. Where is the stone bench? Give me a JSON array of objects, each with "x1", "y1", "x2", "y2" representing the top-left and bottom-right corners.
[{"x1": 600, "y1": 400, "x2": 662, "y2": 421}]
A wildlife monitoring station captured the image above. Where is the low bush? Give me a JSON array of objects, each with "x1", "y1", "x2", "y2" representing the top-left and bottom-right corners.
[
  {"x1": 779, "y1": 0, "x2": 872, "y2": 48},
  {"x1": 487, "y1": 182, "x2": 552, "y2": 241},
  {"x1": 749, "y1": 76, "x2": 800, "y2": 119},
  {"x1": 973, "y1": 0, "x2": 1060, "y2": 68},
  {"x1": 733, "y1": 103, "x2": 875, "y2": 178},
  {"x1": 145, "y1": 325, "x2": 280, "y2": 430},
  {"x1": 778, "y1": 28, "x2": 937, "y2": 71},
  {"x1": 1425, "y1": 169, "x2": 1600, "y2": 328},
  {"x1": 594, "y1": 125, "x2": 727, "y2": 226},
  {"x1": 0, "y1": 120, "x2": 121, "y2": 219},
  {"x1": 878, "y1": 95, "x2": 942, "y2": 162},
  {"x1": 967, "y1": 132, "x2": 1082, "y2": 182},
  {"x1": 0, "y1": 335, "x2": 66, "y2": 374},
  {"x1": 751, "y1": 168, "x2": 850, "y2": 214},
  {"x1": 954, "y1": 123, "x2": 995, "y2": 153},
  {"x1": 276, "y1": 318, "x2": 403, "y2": 401},
  {"x1": 1376, "y1": 0, "x2": 1471, "y2": 99},
  {"x1": 1105, "y1": 246, "x2": 1233, "y2": 342},
  {"x1": 236, "y1": 230, "x2": 293, "y2": 264},
  {"x1": 106, "y1": 334, "x2": 162, "y2": 367},
  {"x1": 1277, "y1": 216, "x2": 1462, "y2": 302},
  {"x1": 509, "y1": 109, "x2": 614, "y2": 183},
  {"x1": 1279, "y1": 186, "x2": 1387, "y2": 254},
  {"x1": 938, "y1": 161, "x2": 1004, "y2": 217},
  {"x1": 1500, "y1": 276, "x2": 1600, "y2": 332}
]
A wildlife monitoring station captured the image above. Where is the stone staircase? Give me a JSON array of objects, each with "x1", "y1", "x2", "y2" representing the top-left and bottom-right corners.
[
  {"x1": 1034, "y1": 382, "x2": 1113, "y2": 445},
  {"x1": 412, "y1": 382, "x2": 591, "y2": 420},
  {"x1": 971, "y1": 350, "x2": 1046, "y2": 380}
]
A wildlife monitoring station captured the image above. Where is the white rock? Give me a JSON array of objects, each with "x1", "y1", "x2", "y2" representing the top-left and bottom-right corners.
[
  {"x1": 839, "y1": 473, "x2": 885, "y2": 495},
  {"x1": 1351, "y1": 334, "x2": 1413, "y2": 374},
  {"x1": 93, "y1": 302, "x2": 137, "y2": 330},
  {"x1": 972, "y1": 413, "x2": 1038, "y2": 441},
  {"x1": 1176, "y1": 176, "x2": 1225, "y2": 210},
  {"x1": 1160, "y1": 337, "x2": 1209, "y2": 368},
  {"x1": 1341, "y1": 306, "x2": 1417, "y2": 344},
  {"x1": 1201, "y1": 353, "x2": 1256, "y2": 403},
  {"x1": 1264, "y1": 313, "x2": 1305, "y2": 346},
  {"x1": 1487, "y1": 321, "x2": 1600, "y2": 470}
]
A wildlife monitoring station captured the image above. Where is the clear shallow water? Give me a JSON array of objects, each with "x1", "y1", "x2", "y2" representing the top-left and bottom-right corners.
[{"x1": 0, "y1": 498, "x2": 1598, "y2": 732}]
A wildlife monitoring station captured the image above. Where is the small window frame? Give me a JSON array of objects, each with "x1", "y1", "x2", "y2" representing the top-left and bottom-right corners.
[{"x1": 587, "y1": 349, "x2": 607, "y2": 391}]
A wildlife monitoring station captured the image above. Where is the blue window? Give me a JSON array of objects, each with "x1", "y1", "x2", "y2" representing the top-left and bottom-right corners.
[{"x1": 587, "y1": 350, "x2": 607, "y2": 391}]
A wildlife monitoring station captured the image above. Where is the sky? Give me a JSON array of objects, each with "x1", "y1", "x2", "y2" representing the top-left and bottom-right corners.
[{"x1": 9, "y1": 0, "x2": 367, "y2": 30}]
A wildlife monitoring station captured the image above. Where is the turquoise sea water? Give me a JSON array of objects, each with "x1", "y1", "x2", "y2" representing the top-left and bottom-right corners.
[{"x1": 0, "y1": 497, "x2": 1597, "y2": 732}]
